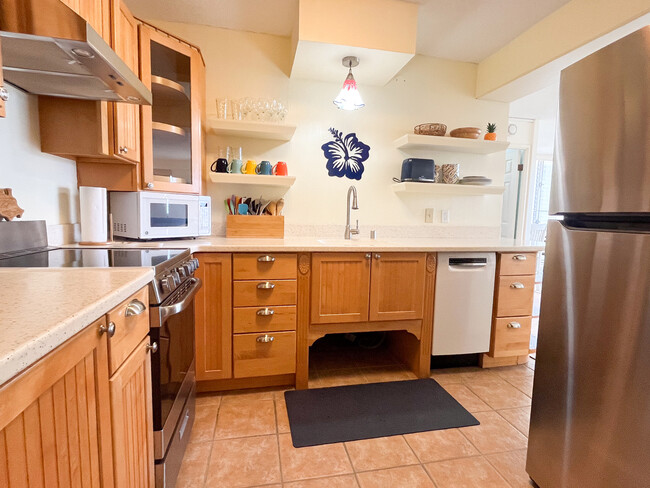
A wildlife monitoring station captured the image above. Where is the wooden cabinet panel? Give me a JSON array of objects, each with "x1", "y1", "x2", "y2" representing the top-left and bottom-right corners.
[
  {"x1": 233, "y1": 331, "x2": 296, "y2": 378},
  {"x1": 107, "y1": 286, "x2": 149, "y2": 375},
  {"x1": 109, "y1": 337, "x2": 154, "y2": 488},
  {"x1": 195, "y1": 253, "x2": 233, "y2": 381},
  {"x1": 311, "y1": 253, "x2": 371, "y2": 324},
  {"x1": 498, "y1": 252, "x2": 537, "y2": 276},
  {"x1": 491, "y1": 316, "x2": 532, "y2": 357},
  {"x1": 111, "y1": 0, "x2": 141, "y2": 163},
  {"x1": 494, "y1": 274, "x2": 535, "y2": 317},
  {"x1": 233, "y1": 253, "x2": 297, "y2": 280},
  {"x1": 369, "y1": 252, "x2": 426, "y2": 321},
  {"x1": 233, "y1": 280, "x2": 297, "y2": 307},
  {"x1": 60, "y1": 0, "x2": 111, "y2": 42},
  {"x1": 0, "y1": 319, "x2": 113, "y2": 488},
  {"x1": 233, "y1": 305, "x2": 296, "y2": 333}
]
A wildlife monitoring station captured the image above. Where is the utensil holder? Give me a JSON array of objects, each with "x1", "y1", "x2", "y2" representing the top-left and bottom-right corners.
[{"x1": 226, "y1": 215, "x2": 284, "y2": 238}]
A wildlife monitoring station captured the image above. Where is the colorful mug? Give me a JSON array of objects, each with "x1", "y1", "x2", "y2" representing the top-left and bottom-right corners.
[
  {"x1": 256, "y1": 160, "x2": 272, "y2": 175},
  {"x1": 273, "y1": 161, "x2": 288, "y2": 176},
  {"x1": 244, "y1": 160, "x2": 257, "y2": 175},
  {"x1": 228, "y1": 158, "x2": 243, "y2": 174},
  {"x1": 210, "y1": 158, "x2": 228, "y2": 173}
]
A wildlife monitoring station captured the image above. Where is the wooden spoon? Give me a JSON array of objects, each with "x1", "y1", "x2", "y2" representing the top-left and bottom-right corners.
[
  {"x1": 275, "y1": 198, "x2": 284, "y2": 216},
  {"x1": 266, "y1": 201, "x2": 277, "y2": 216}
]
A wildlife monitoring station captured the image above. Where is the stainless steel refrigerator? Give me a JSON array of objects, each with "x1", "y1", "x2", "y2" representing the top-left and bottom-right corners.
[{"x1": 526, "y1": 26, "x2": 650, "y2": 487}]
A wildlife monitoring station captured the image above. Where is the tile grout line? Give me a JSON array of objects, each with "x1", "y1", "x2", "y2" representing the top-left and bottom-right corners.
[
  {"x1": 481, "y1": 451, "x2": 517, "y2": 488},
  {"x1": 201, "y1": 396, "x2": 225, "y2": 488},
  {"x1": 273, "y1": 398, "x2": 285, "y2": 486}
]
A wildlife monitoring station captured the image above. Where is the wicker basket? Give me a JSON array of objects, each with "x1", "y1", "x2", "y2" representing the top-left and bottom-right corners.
[{"x1": 414, "y1": 123, "x2": 447, "y2": 136}]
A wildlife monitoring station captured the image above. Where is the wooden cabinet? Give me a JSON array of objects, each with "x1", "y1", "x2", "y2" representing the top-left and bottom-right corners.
[
  {"x1": 311, "y1": 253, "x2": 371, "y2": 324},
  {"x1": 60, "y1": 0, "x2": 111, "y2": 41},
  {"x1": 194, "y1": 253, "x2": 233, "y2": 381},
  {"x1": 106, "y1": 287, "x2": 149, "y2": 375},
  {"x1": 233, "y1": 331, "x2": 297, "y2": 378},
  {"x1": 311, "y1": 252, "x2": 426, "y2": 324},
  {"x1": 0, "y1": 318, "x2": 114, "y2": 487},
  {"x1": 109, "y1": 337, "x2": 154, "y2": 487}
]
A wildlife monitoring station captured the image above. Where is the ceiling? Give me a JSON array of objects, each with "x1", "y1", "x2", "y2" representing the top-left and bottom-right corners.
[{"x1": 127, "y1": 0, "x2": 572, "y2": 63}]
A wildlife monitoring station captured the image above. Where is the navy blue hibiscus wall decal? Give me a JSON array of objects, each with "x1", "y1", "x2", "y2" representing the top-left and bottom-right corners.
[{"x1": 321, "y1": 128, "x2": 370, "y2": 180}]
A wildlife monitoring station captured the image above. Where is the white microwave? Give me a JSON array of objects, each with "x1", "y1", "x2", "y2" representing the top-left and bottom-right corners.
[{"x1": 110, "y1": 191, "x2": 211, "y2": 240}]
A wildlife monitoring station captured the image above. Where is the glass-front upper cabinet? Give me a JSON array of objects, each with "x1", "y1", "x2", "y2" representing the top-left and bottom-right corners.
[{"x1": 139, "y1": 25, "x2": 205, "y2": 194}]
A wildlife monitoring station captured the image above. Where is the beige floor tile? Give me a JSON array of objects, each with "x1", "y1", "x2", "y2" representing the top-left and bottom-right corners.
[
  {"x1": 425, "y1": 456, "x2": 510, "y2": 488},
  {"x1": 345, "y1": 435, "x2": 419, "y2": 471},
  {"x1": 284, "y1": 474, "x2": 360, "y2": 487},
  {"x1": 458, "y1": 369, "x2": 501, "y2": 383},
  {"x1": 310, "y1": 369, "x2": 368, "y2": 388},
  {"x1": 278, "y1": 433, "x2": 353, "y2": 481},
  {"x1": 504, "y1": 374, "x2": 535, "y2": 397},
  {"x1": 356, "y1": 465, "x2": 434, "y2": 488},
  {"x1": 460, "y1": 411, "x2": 528, "y2": 454},
  {"x1": 464, "y1": 377, "x2": 531, "y2": 410},
  {"x1": 430, "y1": 371, "x2": 465, "y2": 386},
  {"x1": 275, "y1": 398, "x2": 291, "y2": 434},
  {"x1": 220, "y1": 388, "x2": 277, "y2": 404},
  {"x1": 214, "y1": 399, "x2": 277, "y2": 439},
  {"x1": 175, "y1": 441, "x2": 211, "y2": 488},
  {"x1": 497, "y1": 406, "x2": 531, "y2": 436},
  {"x1": 189, "y1": 403, "x2": 219, "y2": 443},
  {"x1": 493, "y1": 365, "x2": 534, "y2": 382},
  {"x1": 442, "y1": 384, "x2": 492, "y2": 413},
  {"x1": 195, "y1": 393, "x2": 221, "y2": 407},
  {"x1": 404, "y1": 428, "x2": 479, "y2": 463},
  {"x1": 204, "y1": 435, "x2": 281, "y2": 487},
  {"x1": 362, "y1": 367, "x2": 417, "y2": 384},
  {"x1": 486, "y1": 449, "x2": 535, "y2": 488}
]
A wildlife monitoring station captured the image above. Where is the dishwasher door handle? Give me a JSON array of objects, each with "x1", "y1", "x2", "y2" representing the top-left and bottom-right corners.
[{"x1": 449, "y1": 262, "x2": 488, "y2": 268}]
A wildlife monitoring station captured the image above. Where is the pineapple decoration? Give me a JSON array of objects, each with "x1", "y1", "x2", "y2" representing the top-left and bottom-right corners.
[{"x1": 484, "y1": 123, "x2": 497, "y2": 141}]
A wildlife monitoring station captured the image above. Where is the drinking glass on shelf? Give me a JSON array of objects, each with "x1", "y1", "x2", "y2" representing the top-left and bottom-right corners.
[
  {"x1": 216, "y1": 98, "x2": 231, "y2": 119},
  {"x1": 228, "y1": 146, "x2": 242, "y2": 161},
  {"x1": 231, "y1": 99, "x2": 243, "y2": 120}
]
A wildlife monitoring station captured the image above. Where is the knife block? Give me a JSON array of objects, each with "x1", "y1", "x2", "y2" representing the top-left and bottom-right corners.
[{"x1": 226, "y1": 215, "x2": 284, "y2": 238}]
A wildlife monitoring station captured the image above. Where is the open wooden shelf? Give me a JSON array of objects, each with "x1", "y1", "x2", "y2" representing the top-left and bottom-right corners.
[
  {"x1": 394, "y1": 134, "x2": 510, "y2": 154},
  {"x1": 151, "y1": 75, "x2": 188, "y2": 101},
  {"x1": 209, "y1": 172, "x2": 296, "y2": 188},
  {"x1": 391, "y1": 182, "x2": 505, "y2": 195},
  {"x1": 207, "y1": 118, "x2": 296, "y2": 141},
  {"x1": 152, "y1": 121, "x2": 186, "y2": 136}
]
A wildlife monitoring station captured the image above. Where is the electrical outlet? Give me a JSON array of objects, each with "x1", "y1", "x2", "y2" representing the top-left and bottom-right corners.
[
  {"x1": 441, "y1": 209, "x2": 450, "y2": 223},
  {"x1": 424, "y1": 208, "x2": 434, "y2": 223}
]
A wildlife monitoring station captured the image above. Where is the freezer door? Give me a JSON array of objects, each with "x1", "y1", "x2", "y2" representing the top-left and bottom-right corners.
[
  {"x1": 551, "y1": 25, "x2": 650, "y2": 214},
  {"x1": 527, "y1": 220, "x2": 650, "y2": 487}
]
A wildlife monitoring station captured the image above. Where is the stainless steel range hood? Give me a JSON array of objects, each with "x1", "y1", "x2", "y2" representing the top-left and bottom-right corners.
[{"x1": 0, "y1": 0, "x2": 151, "y2": 104}]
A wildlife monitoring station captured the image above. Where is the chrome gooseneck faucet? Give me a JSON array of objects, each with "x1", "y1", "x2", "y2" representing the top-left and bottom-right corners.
[{"x1": 344, "y1": 185, "x2": 359, "y2": 239}]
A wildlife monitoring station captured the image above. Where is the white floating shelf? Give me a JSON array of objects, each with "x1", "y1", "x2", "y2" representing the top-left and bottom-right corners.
[
  {"x1": 209, "y1": 172, "x2": 296, "y2": 188},
  {"x1": 392, "y1": 182, "x2": 505, "y2": 196},
  {"x1": 394, "y1": 134, "x2": 510, "y2": 154},
  {"x1": 207, "y1": 118, "x2": 296, "y2": 141}
]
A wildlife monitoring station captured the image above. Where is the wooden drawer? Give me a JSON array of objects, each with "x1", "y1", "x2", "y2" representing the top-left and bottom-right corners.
[
  {"x1": 233, "y1": 305, "x2": 297, "y2": 333},
  {"x1": 233, "y1": 279, "x2": 297, "y2": 307},
  {"x1": 233, "y1": 253, "x2": 297, "y2": 280},
  {"x1": 498, "y1": 252, "x2": 537, "y2": 276},
  {"x1": 107, "y1": 287, "x2": 150, "y2": 375},
  {"x1": 494, "y1": 274, "x2": 535, "y2": 317},
  {"x1": 233, "y1": 331, "x2": 296, "y2": 378},
  {"x1": 491, "y1": 316, "x2": 532, "y2": 357}
]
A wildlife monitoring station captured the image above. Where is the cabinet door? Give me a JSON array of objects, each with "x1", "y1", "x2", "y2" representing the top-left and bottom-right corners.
[
  {"x1": 60, "y1": 0, "x2": 111, "y2": 42},
  {"x1": 111, "y1": 0, "x2": 141, "y2": 163},
  {"x1": 369, "y1": 252, "x2": 427, "y2": 321},
  {"x1": 311, "y1": 253, "x2": 371, "y2": 324},
  {"x1": 194, "y1": 253, "x2": 233, "y2": 380},
  {"x1": 109, "y1": 337, "x2": 154, "y2": 488},
  {"x1": 0, "y1": 319, "x2": 113, "y2": 487}
]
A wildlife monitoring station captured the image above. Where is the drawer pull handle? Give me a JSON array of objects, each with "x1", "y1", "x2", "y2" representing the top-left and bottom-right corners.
[
  {"x1": 258, "y1": 255, "x2": 275, "y2": 262},
  {"x1": 507, "y1": 321, "x2": 522, "y2": 329},
  {"x1": 512, "y1": 254, "x2": 527, "y2": 261},
  {"x1": 146, "y1": 341, "x2": 158, "y2": 353},
  {"x1": 510, "y1": 282, "x2": 525, "y2": 289},
  {"x1": 257, "y1": 308, "x2": 275, "y2": 316},
  {"x1": 256, "y1": 334, "x2": 275, "y2": 343},
  {"x1": 98, "y1": 321, "x2": 116, "y2": 338},
  {"x1": 125, "y1": 299, "x2": 146, "y2": 316},
  {"x1": 257, "y1": 282, "x2": 275, "y2": 289}
]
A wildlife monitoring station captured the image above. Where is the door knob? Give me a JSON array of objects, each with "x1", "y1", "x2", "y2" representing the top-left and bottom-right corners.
[
  {"x1": 365, "y1": 253, "x2": 371, "y2": 259},
  {"x1": 146, "y1": 342, "x2": 158, "y2": 353},
  {"x1": 374, "y1": 254, "x2": 381, "y2": 260},
  {"x1": 98, "y1": 321, "x2": 116, "y2": 337},
  {"x1": 119, "y1": 146, "x2": 128, "y2": 154}
]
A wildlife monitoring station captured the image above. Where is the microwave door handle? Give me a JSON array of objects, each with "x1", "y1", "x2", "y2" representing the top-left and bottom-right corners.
[{"x1": 155, "y1": 277, "x2": 203, "y2": 324}]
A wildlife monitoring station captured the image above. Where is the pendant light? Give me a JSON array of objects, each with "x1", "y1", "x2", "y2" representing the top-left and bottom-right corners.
[{"x1": 333, "y1": 56, "x2": 364, "y2": 110}]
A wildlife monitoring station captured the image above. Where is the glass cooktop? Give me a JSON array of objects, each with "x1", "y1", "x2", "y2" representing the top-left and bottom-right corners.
[{"x1": 0, "y1": 248, "x2": 187, "y2": 268}]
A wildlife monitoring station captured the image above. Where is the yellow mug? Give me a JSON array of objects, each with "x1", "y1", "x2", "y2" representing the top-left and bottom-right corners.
[{"x1": 244, "y1": 160, "x2": 257, "y2": 175}]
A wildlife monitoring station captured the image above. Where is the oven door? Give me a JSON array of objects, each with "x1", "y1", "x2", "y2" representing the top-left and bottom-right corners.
[
  {"x1": 140, "y1": 193, "x2": 199, "y2": 239},
  {"x1": 150, "y1": 277, "x2": 201, "y2": 461}
]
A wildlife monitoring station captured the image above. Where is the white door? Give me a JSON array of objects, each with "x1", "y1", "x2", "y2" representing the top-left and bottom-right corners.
[{"x1": 501, "y1": 148, "x2": 524, "y2": 238}]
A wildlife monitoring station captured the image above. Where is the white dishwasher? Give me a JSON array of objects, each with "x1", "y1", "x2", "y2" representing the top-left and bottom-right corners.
[{"x1": 432, "y1": 253, "x2": 496, "y2": 356}]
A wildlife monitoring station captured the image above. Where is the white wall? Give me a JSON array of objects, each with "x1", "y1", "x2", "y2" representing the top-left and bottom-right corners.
[
  {"x1": 153, "y1": 21, "x2": 511, "y2": 237},
  {"x1": 0, "y1": 85, "x2": 79, "y2": 226}
]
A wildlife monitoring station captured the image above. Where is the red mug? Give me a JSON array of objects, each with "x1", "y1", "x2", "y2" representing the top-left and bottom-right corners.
[{"x1": 273, "y1": 161, "x2": 288, "y2": 176}]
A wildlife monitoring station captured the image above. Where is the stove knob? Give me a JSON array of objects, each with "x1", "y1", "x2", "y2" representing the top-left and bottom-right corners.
[
  {"x1": 182, "y1": 263, "x2": 193, "y2": 276},
  {"x1": 191, "y1": 258, "x2": 199, "y2": 271},
  {"x1": 160, "y1": 276, "x2": 173, "y2": 293},
  {"x1": 170, "y1": 270, "x2": 181, "y2": 285},
  {"x1": 177, "y1": 266, "x2": 188, "y2": 278}
]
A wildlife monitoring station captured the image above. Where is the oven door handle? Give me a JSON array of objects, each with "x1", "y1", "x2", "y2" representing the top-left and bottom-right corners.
[{"x1": 156, "y1": 277, "x2": 203, "y2": 324}]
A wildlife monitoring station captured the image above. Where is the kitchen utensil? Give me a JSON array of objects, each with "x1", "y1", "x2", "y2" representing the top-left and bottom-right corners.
[
  {"x1": 228, "y1": 158, "x2": 244, "y2": 174},
  {"x1": 450, "y1": 127, "x2": 481, "y2": 139},
  {"x1": 266, "y1": 201, "x2": 277, "y2": 216},
  {"x1": 276, "y1": 198, "x2": 284, "y2": 216},
  {"x1": 256, "y1": 160, "x2": 272, "y2": 175},
  {"x1": 442, "y1": 164, "x2": 460, "y2": 184},
  {"x1": 237, "y1": 203, "x2": 249, "y2": 215},
  {"x1": 224, "y1": 199, "x2": 231, "y2": 214},
  {"x1": 244, "y1": 160, "x2": 257, "y2": 174},
  {"x1": 273, "y1": 161, "x2": 288, "y2": 176},
  {"x1": 414, "y1": 123, "x2": 447, "y2": 136},
  {"x1": 211, "y1": 158, "x2": 228, "y2": 173}
]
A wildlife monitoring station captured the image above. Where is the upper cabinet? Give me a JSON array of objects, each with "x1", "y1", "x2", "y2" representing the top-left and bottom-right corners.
[
  {"x1": 139, "y1": 25, "x2": 204, "y2": 194},
  {"x1": 59, "y1": 0, "x2": 111, "y2": 42}
]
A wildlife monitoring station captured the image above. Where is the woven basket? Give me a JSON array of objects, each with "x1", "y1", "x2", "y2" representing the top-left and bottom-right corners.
[{"x1": 414, "y1": 123, "x2": 447, "y2": 136}]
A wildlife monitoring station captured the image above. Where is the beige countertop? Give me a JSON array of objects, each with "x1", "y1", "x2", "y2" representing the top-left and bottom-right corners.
[
  {"x1": 0, "y1": 267, "x2": 153, "y2": 386},
  {"x1": 66, "y1": 236, "x2": 546, "y2": 253}
]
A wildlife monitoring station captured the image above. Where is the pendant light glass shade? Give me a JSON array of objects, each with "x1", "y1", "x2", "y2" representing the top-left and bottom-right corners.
[{"x1": 334, "y1": 67, "x2": 364, "y2": 110}]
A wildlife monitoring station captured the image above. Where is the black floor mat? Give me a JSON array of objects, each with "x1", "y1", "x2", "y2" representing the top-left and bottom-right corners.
[{"x1": 284, "y1": 378, "x2": 479, "y2": 448}]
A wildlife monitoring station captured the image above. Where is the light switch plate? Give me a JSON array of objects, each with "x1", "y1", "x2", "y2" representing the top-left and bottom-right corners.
[
  {"x1": 424, "y1": 208, "x2": 434, "y2": 223},
  {"x1": 441, "y1": 209, "x2": 450, "y2": 223}
]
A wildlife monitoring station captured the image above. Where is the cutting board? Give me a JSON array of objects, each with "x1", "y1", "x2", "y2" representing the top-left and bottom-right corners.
[{"x1": 0, "y1": 189, "x2": 24, "y2": 220}]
